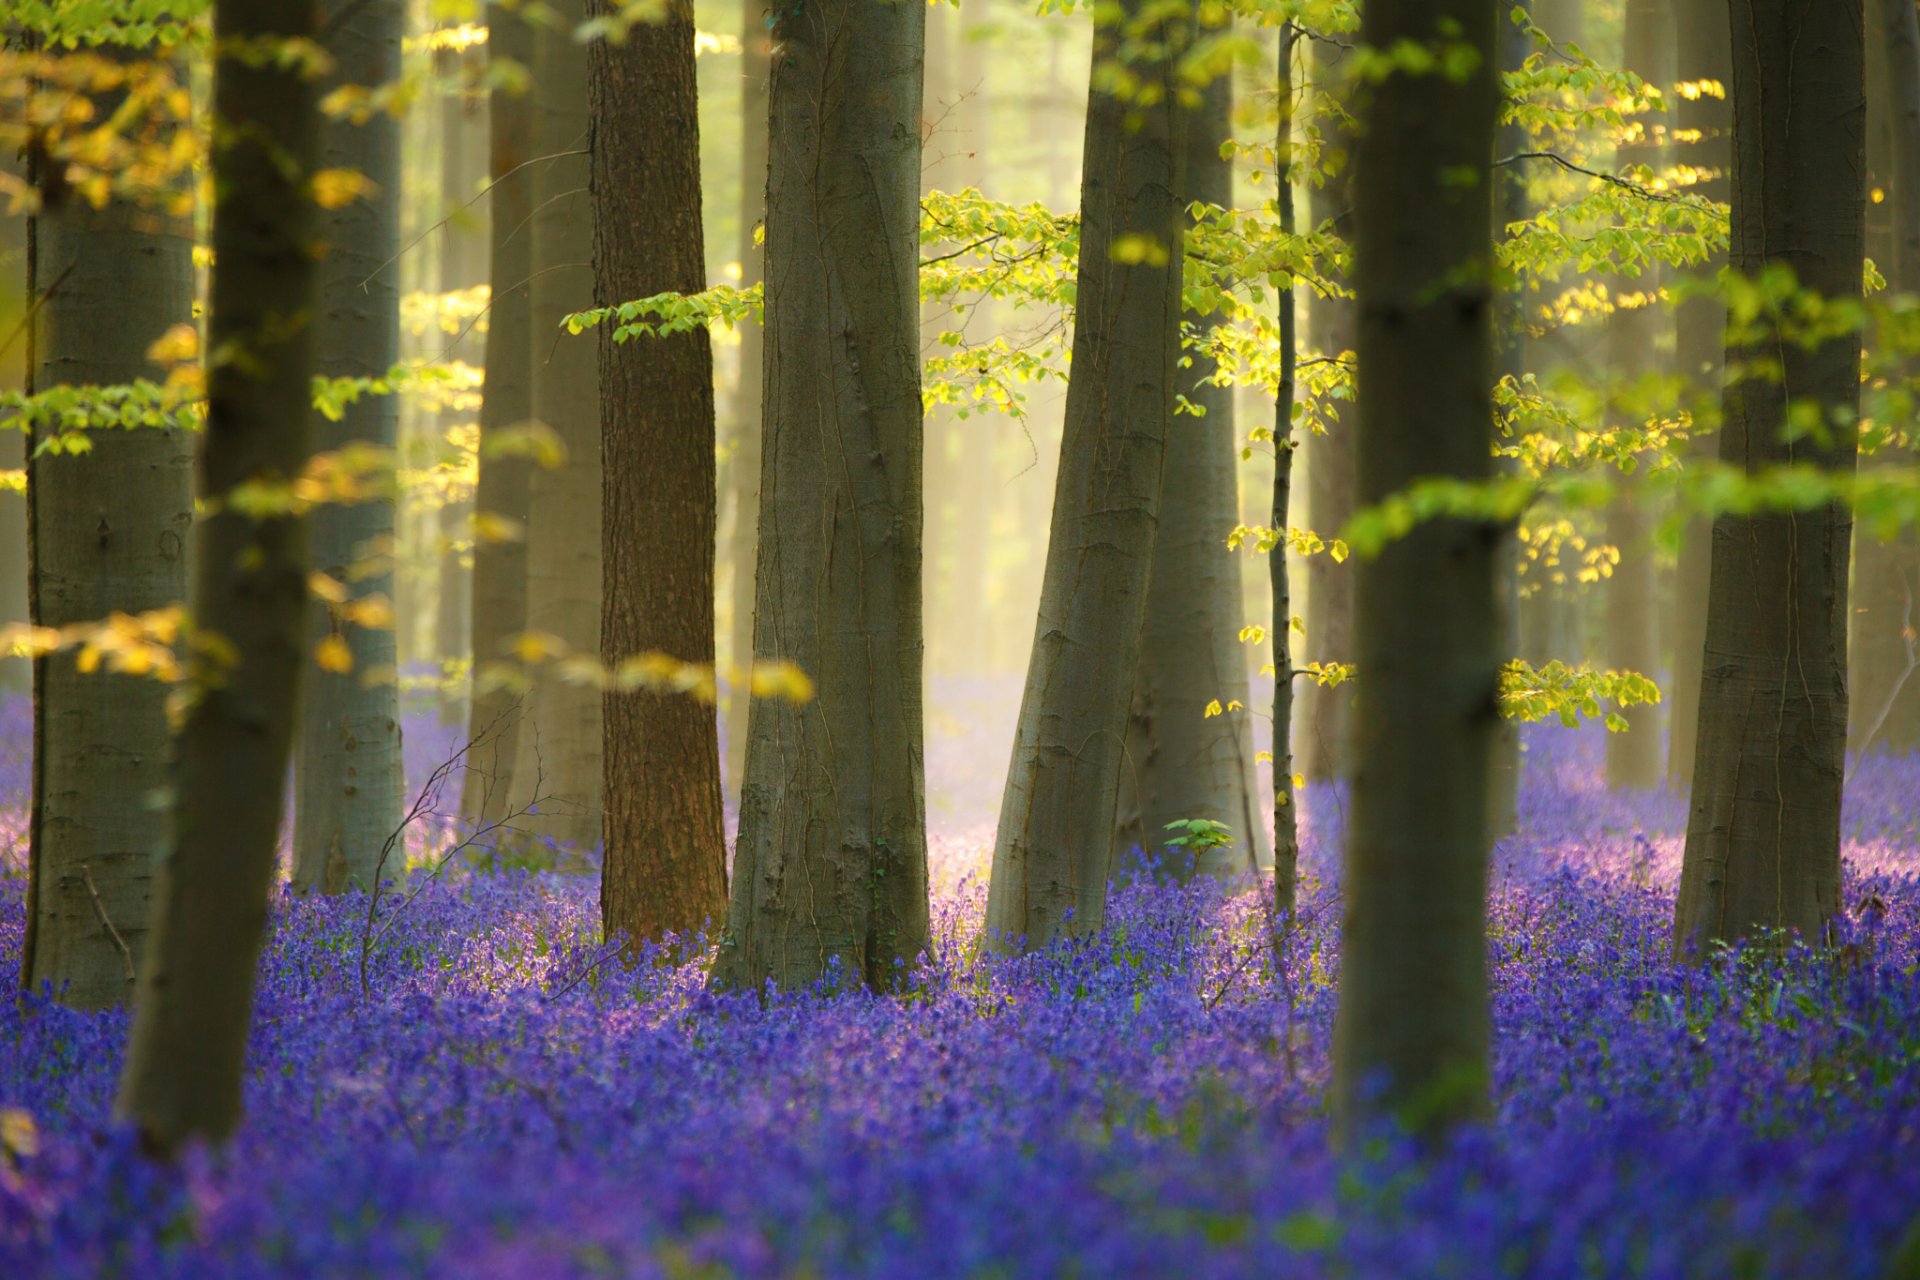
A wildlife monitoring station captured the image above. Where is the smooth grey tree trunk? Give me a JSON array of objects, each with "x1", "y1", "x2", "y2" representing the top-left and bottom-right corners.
[
  {"x1": 1672, "y1": 0, "x2": 1863, "y2": 958},
  {"x1": 1115, "y1": 50, "x2": 1267, "y2": 882},
  {"x1": 461, "y1": 1, "x2": 534, "y2": 829},
  {"x1": 709, "y1": 0, "x2": 930, "y2": 993},
  {"x1": 511, "y1": 0, "x2": 602, "y2": 851},
  {"x1": 21, "y1": 47, "x2": 194, "y2": 1008},
  {"x1": 118, "y1": 0, "x2": 319, "y2": 1154},
  {"x1": 1331, "y1": 0, "x2": 1498, "y2": 1141},
  {"x1": 984, "y1": 0, "x2": 1185, "y2": 949},
  {"x1": 293, "y1": 0, "x2": 405, "y2": 894}
]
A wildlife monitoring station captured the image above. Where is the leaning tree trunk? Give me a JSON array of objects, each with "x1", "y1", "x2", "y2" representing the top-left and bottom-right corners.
[
  {"x1": 709, "y1": 0, "x2": 929, "y2": 993},
  {"x1": 983, "y1": 0, "x2": 1185, "y2": 949},
  {"x1": 1603, "y1": 0, "x2": 1670, "y2": 791},
  {"x1": 292, "y1": 0, "x2": 405, "y2": 895},
  {"x1": 460, "y1": 1, "x2": 535, "y2": 828},
  {"x1": 1672, "y1": 0, "x2": 1863, "y2": 958},
  {"x1": 591, "y1": 0, "x2": 728, "y2": 944},
  {"x1": 722, "y1": 0, "x2": 770, "y2": 799},
  {"x1": 1331, "y1": 0, "x2": 1498, "y2": 1142},
  {"x1": 1115, "y1": 43, "x2": 1268, "y2": 882},
  {"x1": 117, "y1": 0, "x2": 319, "y2": 1154},
  {"x1": 510, "y1": 0, "x2": 602, "y2": 851},
  {"x1": 1665, "y1": 0, "x2": 1733, "y2": 791},
  {"x1": 21, "y1": 46, "x2": 194, "y2": 1009},
  {"x1": 1299, "y1": 35, "x2": 1356, "y2": 785},
  {"x1": 1849, "y1": 0, "x2": 1920, "y2": 758}
]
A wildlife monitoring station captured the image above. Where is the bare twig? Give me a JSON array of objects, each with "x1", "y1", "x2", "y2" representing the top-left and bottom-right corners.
[{"x1": 78, "y1": 863, "x2": 136, "y2": 987}]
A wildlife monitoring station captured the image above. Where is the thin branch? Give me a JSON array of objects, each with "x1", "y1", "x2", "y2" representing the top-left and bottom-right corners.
[
  {"x1": 1494, "y1": 150, "x2": 1712, "y2": 208},
  {"x1": 78, "y1": 863, "x2": 136, "y2": 987}
]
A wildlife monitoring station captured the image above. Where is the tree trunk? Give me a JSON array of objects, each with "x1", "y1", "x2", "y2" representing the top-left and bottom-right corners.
[
  {"x1": 461, "y1": 1, "x2": 535, "y2": 829},
  {"x1": 1331, "y1": 0, "x2": 1498, "y2": 1141},
  {"x1": 1850, "y1": 0, "x2": 1920, "y2": 758},
  {"x1": 117, "y1": 0, "x2": 319, "y2": 1153},
  {"x1": 511, "y1": 0, "x2": 602, "y2": 851},
  {"x1": 0, "y1": 171, "x2": 28, "y2": 698},
  {"x1": 1272, "y1": 26, "x2": 1302, "y2": 917},
  {"x1": 21, "y1": 49, "x2": 194, "y2": 1009},
  {"x1": 1603, "y1": 0, "x2": 1670, "y2": 791},
  {"x1": 1299, "y1": 36, "x2": 1355, "y2": 784},
  {"x1": 984, "y1": 0, "x2": 1185, "y2": 949},
  {"x1": 1672, "y1": 0, "x2": 1863, "y2": 958},
  {"x1": 292, "y1": 0, "x2": 405, "y2": 895},
  {"x1": 709, "y1": 0, "x2": 929, "y2": 993},
  {"x1": 1115, "y1": 42, "x2": 1268, "y2": 882},
  {"x1": 1665, "y1": 0, "x2": 1733, "y2": 791},
  {"x1": 723, "y1": 0, "x2": 770, "y2": 800},
  {"x1": 592, "y1": 0, "x2": 727, "y2": 944}
]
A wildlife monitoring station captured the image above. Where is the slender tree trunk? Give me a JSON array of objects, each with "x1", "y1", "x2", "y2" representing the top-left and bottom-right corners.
[
  {"x1": 0, "y1": 175, "x2": 27, "y2": 698},
  {"x1": 1665, "y1": 0, "x2": 1732, "y2": 791},
  {"x1": 21, "y1": 48, "x2": 194, "y2": 1008},
  {"x1": 1850, "y1": 0, "x2": 1920, "y2": 758},
  {"x1": 592, "y1": 0, "x2": 727, "y2": 943},
  {"x1": 984, "y1": 0, "x2": 1185, "y2": 949},
  {"x1": 117, "y1": 0, "x2": 319, "y2": 1153},
  {"x1": 1299, "y1": 36, "x2": 1355, "y2": 784},
  {"x1": 1331, "y1": 0, "x2": 1498, "y2": 1141},
  {"x1": 461, "y1": 1, "x2": 535, "y2": 828},
  {"x1": 1603, "y1": 0, "x2": 1669, "y2": 790},
  {"x1": 1115, "y1": 41, "x2": 1268, "y2": 881},
  {"x1": 723, "y1": 0, "x2": 770, "y2": 799},
  {"x1": 293, "y1": 0, "x2": 405, "y2": 894},
  {"x1": 1672, "y1": 0, "x2": 1863, "y2": 958},
  {"x1": 709, "y1": 0, "x2": 929, "y2": 993},
  {"x1": 511, "y1": 0, "x2": 602, "y2": 850},
  {"x1": 1272, "y1": 26, "x2": 1302, "y2": 916}
]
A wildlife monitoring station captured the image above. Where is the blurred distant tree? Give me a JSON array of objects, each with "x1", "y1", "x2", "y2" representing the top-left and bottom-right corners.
[{"x1": 1673, "y1": 0, "x2": 1864, "y2": 957}]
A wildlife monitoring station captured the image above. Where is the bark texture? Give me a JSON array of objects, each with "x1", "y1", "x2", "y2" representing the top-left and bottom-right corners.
[
  {"x1": 461, "y1": 2, "x2": 535, "y2": 828},
  {"x1": 22, "y1": 46, "x2": 194, "y2": 1009},
  {"x1": 1272, "y1": 27, "x2": 1302, "y2": 916},
  {"x1": 983, "y1": 0, "x2": 1186, "y2": 949},
  {"x1": 511, "y1": 0, "x2": 602, "y2": 850},
  {"x1": 1665, "y1": 0, "x2": 1733, "y2": 790},
  {"x1": 1115, "y1": 56, "x2": 1267, "y2": 881},
  {"x1": 1850, "y1": 0, "x2": 1920, "y2": 758},
  {"x1": 117, "y1": 0, "x2": 319, "y2": 1153},
  {"x1": 1331, "y1": 0, "x2": 1498, "y2": 1139},
  {"x1": 592, "y1": 0, "x2": 727, "y2": 943},
  {"x1": 1672, "y1": 0, "x2": 1863, "y2": 957},
  {"x1": 293, "y1": 0, "x2": 405, "y2": 894},
  {"x1": 709, "y1": 0, "x2": 929, "y2": 992}
]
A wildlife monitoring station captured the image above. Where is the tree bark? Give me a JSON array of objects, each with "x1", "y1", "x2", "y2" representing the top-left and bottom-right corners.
[
  {"x1": 1331, "y1": 0, "x2": 1498, "y2": 1141},
  {"x1": 1672, "y1": 0, "x2": 1863, "y2": 957},
  {"x1": 1299, "y1": 36, "x2": 1355, "y2": 784},
  {"x1": 461, "y1": 1, "x2": 535, "y2": 829},
  {"x1": 21, "y1": 46, "x2": 194, "y2": 1008},
  {"x1": 1272, "y1": 26, "x2": 1302, "y2": 917},
  {"x1": 709, "y1": 0, "x2": 929, "y2": 993},
  {"x1": 117, "y1": 0, "x2": 319, "y2": 1153},
  {"x1": 1850, "y1": 0, "x2": 1920, "y2": 758},
  {"x1": 984, "y1": 0, "x2": 1185, "y2": 949},
  {"x1": 511, "y1": 0, "x2": 602, "y2": 851},
  {"x1": 592, "y1": 0, "x2": 728, "y2": 944},
  {"x1": 1115, "y1": 41, "x2": 1268, "y2": 881},
  {"x1": 292, "y1": 0, "x2": 405, "y2": 895},
  {"x1": 1665, "y1": 0, "x2": 1733, "y2": 790},
  {"x1": 1603, "y1": 0, "x2": 1670, "y2": 790}
]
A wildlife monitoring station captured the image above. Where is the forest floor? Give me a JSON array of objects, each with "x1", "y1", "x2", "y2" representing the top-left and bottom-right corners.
[{"x1": 2, "y1": 702, "x2": 1918, "y2": 1278}]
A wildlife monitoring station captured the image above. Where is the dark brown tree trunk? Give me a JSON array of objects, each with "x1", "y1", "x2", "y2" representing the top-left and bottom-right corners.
[
  {"x1": 1850, "y1": 0, "x2": 1920, "y2": 758},
  {"x1": 1272, "y1": 26, "x2": 1302, "y2": 916},
  {"x1": 592, "y1": 0, "x2": 728, "y2": 944},
  {"x1": 117, "y1": 0, "x2": 319, "y2": 1153},
  {"x1": 1331, "y1": 0, "x2": 1498, "y2": 1140},
  {"x1": 1604, "y1": 0, "x2": 1670, "y2": 790},
  {"x1": 1672, "y1": 0, "x2": 1863, "y2": 957},
  {"x1": 22, "y1": 46, "x2": 194, "y2": 1009},
  {"x1": 461, "y1": 2, "x2": 534, "y2": 828},
  {"x1": 984, "y1": 0, "x2": 1185, "y2": 949},
  {"x1": 1665, "y1": 0, "x2": 1733, "y2": 791},
  {"x1": 709, "y1": 0, "x2": 929, "y2": 992}
]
